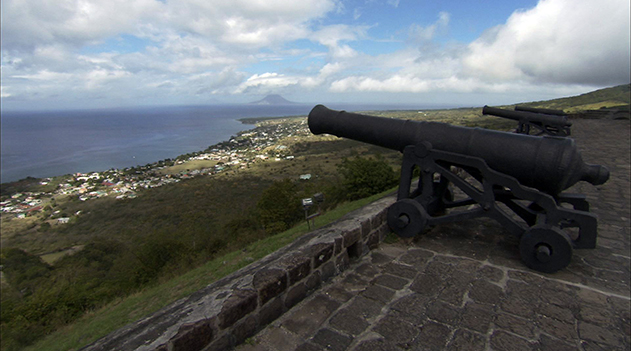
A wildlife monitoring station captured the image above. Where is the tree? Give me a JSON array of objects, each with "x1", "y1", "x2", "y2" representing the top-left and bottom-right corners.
[
  {"x1": 256, "y1": 179, "x2": 303, "y2": 234},
  {"x1": 337, "y1": 155, "x2": 398, "y2": 201}
]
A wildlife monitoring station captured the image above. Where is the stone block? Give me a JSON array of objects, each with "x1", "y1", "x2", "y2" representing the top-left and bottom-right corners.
[
  {"x1": 500, "y1": 295, "x2": 537, "y2": 319},
  {"x1": 253, "y1": 268, "x2": 288, "y2": 305},
  {"x1": 468, "y1": 279, "x2": 505, "y2": 305},
  {"x1": 336, "y1": 250, "x2": 350, "y2": 272},
  {"x1": 320, "y1": 285, "x2": 354, "y2": 304},
  {"x1": 353, "y1": 338, "x2": 399, "y2": 351},
  {"x1": 281, "y1": 295, "x2": 341, "y2": 338},
  {"x1": 360, "y1": 217, "x2": 372, "y2": 239},
  {"x1": 295, "y1": 342, "x2": 323, "y2": 351},
  {"x1": 426, "y1": 299, "x2": 461, "y2": 326},
  {"x1": 328, "y1": 309, "x2": 369, "y2": 336},
  {"x1": 383, "y1": 262, "x2": 419, "y2": 279},
  {"x1": 373, "y1": 316, "x2": 419, "y2": 345},
  {"x1": 371, "y1": 273, "x2": 409, "y2": 290},
  {"x1": 355, "y1": 263, "x2": 380, "y2": 278},
  {"x1": 540, "y1": 303, "x2": 576, "y2": 324},
  {"x1": 537, "y1": 334, "x2": 577, "y2": 351},
  {"x1": 285, "y1": 283, "x2": 307, "y2": 309},
  {"x1": 490, "y1": 330, "x2": 535, "y2": 351},
  {"x1": 494, "y1": 313, "x2": 536, "y2": 339},
  {"x1": 414, "y1": 321, "x2": 451, "y2": 350},
  {"x1": 320, "y1": 261, "x2": 337, "y2": 282},
  {"x1": 366, "y1": 229, "x2": 381, "y2": 250},
  {"x1": 259, "y1": 297, "x2": 284, "y2": 326},
  {"x1": 218, "y1": 289, "x2": 258, "y2": 329},
  {"x1": 360, "y1": 284, "x2": 395, "y2": 304},
  {"x1": 169, "y1": 319, "x2": 214, "y2": 351},
  {"x1": 333, "y1": 236, "x2": 343, "y2": 255},
  {"x1": 345, "y1": 295, "x2": 384, "y2": 318},
  {"x1": 438, "y1": 270, "x2": 473, "y2": 306},
  {"x1": 370, "y1": 207, "x2": 388, "y2": 229},
  {"x1": 445, "y1": 329, "x2": 486, "y2": 351},
  {"x1": 312, "y1": 328, "x2": 353, "y2": 351},
  {"x1": 371, "y1": 251, "x2": 395, "y2": 266},
  {"x1": 207, "y1": 333, "x2": 232, "y2": 351},
  {"x1": 309, "y1": 242, "x2": 334, "y2": 268},
  {"x1": 232, "y1": 315, "x2": 258, "y2": 346},
  {"x1": 410, "y1": 273, "x2": 443, "y2": 297},
  {"x1": 305, "y1": 270, "x2": 321, "y2": 291},
  {"x1": 399, "y1": 248, "x2": 434, "y2": 267},
  {"x1": 281, "y1": 255, "x2": 311, "y2": 285},
  {"x1": 476, "y1": 265, "x2": 504, "y2": 283},
  {"x1": 536, "y1": 315, "x2": 577, "y2": 342},
  {"x1": 342, "y1": 227, "x2": 362, "y2": 248},
  {"x1": 460, "y1": 302, "x2": 494, "y2": 334},
  {"x1": 578, "y1": 321, "x2": 625, "y2": 347}
]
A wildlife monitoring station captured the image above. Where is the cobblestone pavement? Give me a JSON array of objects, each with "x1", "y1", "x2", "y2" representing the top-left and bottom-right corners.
[{"x1": 239, "y1": 119, "x2": 630, "y2": 351}]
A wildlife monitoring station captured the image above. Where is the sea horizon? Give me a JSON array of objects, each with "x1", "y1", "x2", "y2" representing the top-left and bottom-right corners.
[{"x1": 1, "y1": 102, "x2": 459, "y2": 184}]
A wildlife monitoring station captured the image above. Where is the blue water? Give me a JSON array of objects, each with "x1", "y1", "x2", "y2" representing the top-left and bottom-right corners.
[
  {"x1": 1, "y1": 105, "x2": 312, "y2": 183},
  {"x1": 1, "y1": 103, "x2": 446, "y2": 183}
]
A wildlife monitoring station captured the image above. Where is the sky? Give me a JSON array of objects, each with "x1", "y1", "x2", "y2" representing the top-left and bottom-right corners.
[{"x1": 1, "y1": 0, "x2": 630, "y2": 111}]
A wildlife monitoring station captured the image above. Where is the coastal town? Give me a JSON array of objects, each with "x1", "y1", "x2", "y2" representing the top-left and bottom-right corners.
[{"x1": 0, "y1": 117, "x2": 312, "y2": 220}]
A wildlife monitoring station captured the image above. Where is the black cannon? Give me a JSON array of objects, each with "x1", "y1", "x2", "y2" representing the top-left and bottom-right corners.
[
  {"x1": 515, "y1": 105, "x2": 567, "y2": 116},
  {"x1": 309, "y1": 105, "x2": 609, "y2": 273},
  {"x1": 483, "y1": 105, "x2": 572, "y2": 136}
]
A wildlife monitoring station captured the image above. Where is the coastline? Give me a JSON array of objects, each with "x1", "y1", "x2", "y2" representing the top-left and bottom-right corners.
[{"x1": 0, "y1": 106, "x2": 309, "y2": 184}]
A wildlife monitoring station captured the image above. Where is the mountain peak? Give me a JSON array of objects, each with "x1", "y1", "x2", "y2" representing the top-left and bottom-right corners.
[{"x1": 249, "y1": 94, "x2": 297, "y2": 105}]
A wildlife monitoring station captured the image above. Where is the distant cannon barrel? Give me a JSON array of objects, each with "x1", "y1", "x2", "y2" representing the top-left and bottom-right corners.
[
  {"x1": 482, "y1": 105, "x2": 571, "y2": 127},
  {"x1": 515, "y1": 105, "x2": 567, "y2": 116},
  {"x1": 308, "y1": 105, "x2": 608, "y2": 195}
]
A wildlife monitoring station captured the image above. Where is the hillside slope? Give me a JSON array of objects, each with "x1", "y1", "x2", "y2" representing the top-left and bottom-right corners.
[{"x1": 515, "y1": 84, "x2": 630, "y2": 112}]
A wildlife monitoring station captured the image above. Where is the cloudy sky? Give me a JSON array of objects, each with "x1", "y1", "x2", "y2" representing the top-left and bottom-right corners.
[{"x1": 1, "y1": 0, "x2": 629, "y2": 111}]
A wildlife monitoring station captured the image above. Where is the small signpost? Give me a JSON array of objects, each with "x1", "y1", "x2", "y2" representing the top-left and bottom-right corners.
[{"x1": 302, "y1": 193, "x2": 324, "y2": 230}]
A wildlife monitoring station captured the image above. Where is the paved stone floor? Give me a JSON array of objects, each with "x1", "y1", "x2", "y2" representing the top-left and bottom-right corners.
[{"x1": 239, "y1": 118, "x2": 630, "y2": 351}]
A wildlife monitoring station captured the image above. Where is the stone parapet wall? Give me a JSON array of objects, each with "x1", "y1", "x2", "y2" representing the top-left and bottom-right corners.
[{"x1": 81, "y1": 194, "x2": 395, "y2": 351}]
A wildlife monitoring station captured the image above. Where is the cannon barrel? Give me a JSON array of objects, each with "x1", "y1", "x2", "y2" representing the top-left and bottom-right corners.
[
  {"x1": 515, "y1": 105, "x2": 567, "y2": 116},
  {"x1": 483, "y1": 105, "x2": 571, "y2": 127},
  {"x1": 309, "y1": 105, "x2": 608, "y2": 195}
]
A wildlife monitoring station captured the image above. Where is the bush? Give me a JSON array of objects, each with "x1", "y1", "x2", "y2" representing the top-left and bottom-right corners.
[
  {"x1": 337, "y1": 155, "x2": 398, "y2": 201},
  {"x1": 257, "y1": 179, "x2": 303, "y2": 234}
]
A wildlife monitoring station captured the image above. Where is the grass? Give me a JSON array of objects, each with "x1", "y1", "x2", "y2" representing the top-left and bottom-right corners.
[
  {"x1": 22, "y1": 187, "x2": 396, "y2": 351},
  {"x1": 157, "y1": 160, "x2": 218, "y2": 175}
]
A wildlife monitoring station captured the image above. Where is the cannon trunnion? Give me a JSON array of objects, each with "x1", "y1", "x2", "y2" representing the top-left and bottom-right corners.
[{"x1": 308, "y1": 105, "x2": 609, "y2": 273}]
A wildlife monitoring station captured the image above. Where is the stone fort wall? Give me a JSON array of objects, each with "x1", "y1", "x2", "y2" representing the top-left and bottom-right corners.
[{"x1": 81, "y1": 194, "x2": 396, "y2": 351}]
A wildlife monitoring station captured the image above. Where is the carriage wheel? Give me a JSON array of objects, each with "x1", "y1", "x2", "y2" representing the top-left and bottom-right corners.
[
  {"x1": 387, "y1": 199, "x2": 428, "y2": 238},
  {"x1": 519, "y1": 226, "x2": 573, "y2": 273}
]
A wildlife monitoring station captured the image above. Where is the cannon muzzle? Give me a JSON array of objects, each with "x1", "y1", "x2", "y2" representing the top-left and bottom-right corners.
[{"x1": 309, "y1": 105, "x2": 608, "y2": 195}]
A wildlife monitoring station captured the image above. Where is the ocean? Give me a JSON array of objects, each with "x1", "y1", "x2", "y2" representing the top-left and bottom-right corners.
[{"x1": 1, "y1": 103, "x2": 432, "y2": 183}]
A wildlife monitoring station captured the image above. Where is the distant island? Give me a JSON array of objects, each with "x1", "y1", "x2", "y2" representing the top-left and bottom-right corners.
[{"x1": 248, "y1": 94, "x2": 299, "y2": 105}]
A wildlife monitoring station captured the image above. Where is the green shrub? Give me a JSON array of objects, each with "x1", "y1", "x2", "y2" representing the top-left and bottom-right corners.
[
  {"x1": 257, "y1": 179, "x2": 303, "y2": 234},
  {"x1": 337, "y1": 155, "x2": 398, "y2": 200}
]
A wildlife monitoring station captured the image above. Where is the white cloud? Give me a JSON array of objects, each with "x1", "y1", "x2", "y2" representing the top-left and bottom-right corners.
[
  {"x1": 2, "y1": 0, "x2": 162, "y2": 52},
  {"x1": 1, "y1": 87, "x2": 12, "y2": 98},
  {"x1": 329, "y1": 0, "x2": 629, "y2": 98},
  {"x1": 164, "y1": 0, "x2": 338, "y2": 48},
  {"x1": 310, "y1": 24, "x2": 369, "y2": 59},
  {"x1": 387, "y1": 0, "x2": 400, "y2": 8},
  {"x1": 13, "y1": 70, "x2": 75, "y2": 81},
  {"x1": 1, "y1": 0, "x2": 628, "y2": 109},
  {"x1": 462, "y1": 0, "x2": 630, "y2": 85},
  {"x1": 408, "y1": 12, "x2": 450, "y2": 43},
  {"x1": 234, "y1": 72, "x2": 301, "y2": 94}
]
